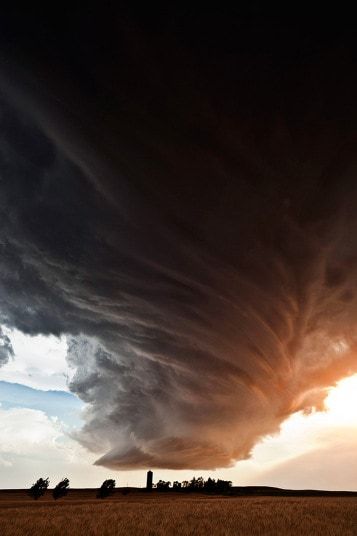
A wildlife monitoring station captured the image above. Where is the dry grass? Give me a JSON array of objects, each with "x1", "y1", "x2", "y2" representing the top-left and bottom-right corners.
[{"x1": 1, "y1": 493, "x2": 357, "y2": 535}]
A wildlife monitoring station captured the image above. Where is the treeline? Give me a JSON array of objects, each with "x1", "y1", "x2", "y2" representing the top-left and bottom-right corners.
[
  {"x1": 27, "y1": 475, "x2": 232, "y2": 500},
  {"x1": 156, "y1": 476, "x2": 232, "y2": 493}
]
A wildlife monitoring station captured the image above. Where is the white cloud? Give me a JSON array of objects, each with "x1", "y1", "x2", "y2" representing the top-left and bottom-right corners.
[
  {"x1": 221, "y1": 375, "x2": 357, "y2": 490},
  {"x1": 0, "y1": 327, "x2": 71, "y2": 390},
  {"x1": 0, "y1": 404, "x2": 121, "y2": 488},
  {"x1": 0, "y1": 405, "x2": 68, "y2": 458},
  {"x1": 253, "y1": 428, "x2": 357, "y2": 491},
  {"x1": 0, "y1": 454, "x2": 12, "y2": 467}
]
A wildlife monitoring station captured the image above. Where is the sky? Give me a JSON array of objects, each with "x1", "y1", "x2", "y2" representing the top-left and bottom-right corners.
[
  {"x1": 0, "y1": 7, "x2": 357, "y2": 489},
  {"x1": 1, "y1": 327, "x2": 357, "y2": 489}
]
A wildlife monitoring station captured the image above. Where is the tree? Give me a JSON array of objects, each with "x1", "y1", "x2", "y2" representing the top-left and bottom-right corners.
[
  {"x1": 179, "y1": 476, "x2": 232, "y2": 494},
  {"x1": 172, "y1": 481, "x2": 181, "y2": 490},
  {"x1": 28, "y1": 477, "x2": 49, "y2": 500},
  {"x1": 97, "y1": 479, "x2": 116, "y2": 498},
  {"x1": 216, "y1": 479, "x2": 232, "y2": 493},
  {"x1": 204, "y1": 477, "x2": 216, "y2": 492},
  {"x1": 52, "y1": 478, "x2": 70, "y2": 500},
  {"x1": 156, "y1": 480, "x2": 171, "y2": 491},
  {"x1": 188, "y1": 476, "x2": 204, "y2": 491},
  {"x1": 196, "y1": 477, "x2": 204, "y2": 490}
]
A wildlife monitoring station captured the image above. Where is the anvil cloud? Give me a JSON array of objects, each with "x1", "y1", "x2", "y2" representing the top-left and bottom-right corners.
[{"x1": 0, "y1": 10, "x2": 357, "y2": 469}]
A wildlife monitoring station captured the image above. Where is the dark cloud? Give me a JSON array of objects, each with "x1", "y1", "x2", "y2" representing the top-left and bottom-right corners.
[
  {"x1": 0, "y1": 10, "x2": 357, "y2": 468},
  {"x1": 0, "y1": 327, "x2": 14, "y2": 366}
]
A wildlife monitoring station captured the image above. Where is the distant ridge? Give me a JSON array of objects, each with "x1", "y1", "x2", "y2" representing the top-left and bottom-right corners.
[
  {"x1": 230, "y1": 486, "x2": 357, "y2": 497},
  {"x1": 1, "y1": 487, "x2": 357, "y2": 497}
]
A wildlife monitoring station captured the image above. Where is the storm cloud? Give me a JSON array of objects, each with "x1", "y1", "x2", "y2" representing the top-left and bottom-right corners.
[
  {"x1": 1, "y1": 10, "x2": 357, "y2": 469},
  {"x1": 0, "y1": 327, "x2": 14, "y2": 366}
]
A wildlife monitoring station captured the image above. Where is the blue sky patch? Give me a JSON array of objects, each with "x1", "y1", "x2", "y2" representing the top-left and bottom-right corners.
[{"x1": 0, "y1": 381, "x2": 84, "y2": 428}]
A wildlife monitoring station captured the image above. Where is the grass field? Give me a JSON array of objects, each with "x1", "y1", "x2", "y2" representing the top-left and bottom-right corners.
[{"x1": 1, "y1": 491, "x2": 356, "y2": 535}]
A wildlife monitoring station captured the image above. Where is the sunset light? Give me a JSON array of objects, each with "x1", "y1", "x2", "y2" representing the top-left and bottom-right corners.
[{"x1": 325, "y1": 374, "x2": 357, "y2": 423}]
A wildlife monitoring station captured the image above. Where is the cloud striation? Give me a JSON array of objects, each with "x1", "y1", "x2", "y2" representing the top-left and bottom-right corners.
[
  {"x1": 0, "y1": 10, "x2": 357, "y2": 468},
  {"x1": 0, "y1": 327, "x2": 14, "y2": 366}
]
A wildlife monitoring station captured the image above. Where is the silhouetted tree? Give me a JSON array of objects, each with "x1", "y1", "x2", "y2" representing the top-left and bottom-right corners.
[
  {"x1": 204, "y1": 477, "x2": 216, "y2": 492},
  {"x1": 52, "y1": 478, "x2": 70, "y2": 500},
  {"x1": 97, "y1": 479, "x2": 116, "y2": 498},
  {"x1": 216, "y1": 479, "x2": 232, "y2": 492},
  {"x1": 156, "y1": 480, "x2": 171, "y2": 491},
  {"x1": 172, "y1": 481, "x2": 182, "y2": 490},
  {"x1": 188, "y1": 476, "x2": 204, "y2": 491},
  {"x1": 28, "y1": 477, "x2": 49, "y2": 500},
  {"x1": 178, "y1": 476, "x2": 232, "y2": 494}
]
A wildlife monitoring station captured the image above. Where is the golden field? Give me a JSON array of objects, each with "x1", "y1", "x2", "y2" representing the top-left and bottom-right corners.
[{"x1": 1, "y1": 491, "x2": 356, "y2": 535}]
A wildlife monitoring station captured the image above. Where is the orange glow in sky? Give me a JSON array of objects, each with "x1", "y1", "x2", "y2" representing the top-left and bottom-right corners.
[{"x1": 325, "y1": 374, "x2": 357, "y2": 424}]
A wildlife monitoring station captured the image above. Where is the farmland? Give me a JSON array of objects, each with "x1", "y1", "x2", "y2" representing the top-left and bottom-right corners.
[{"x1": 0, "y1": 490, "x2": 356, "y2": 535}]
